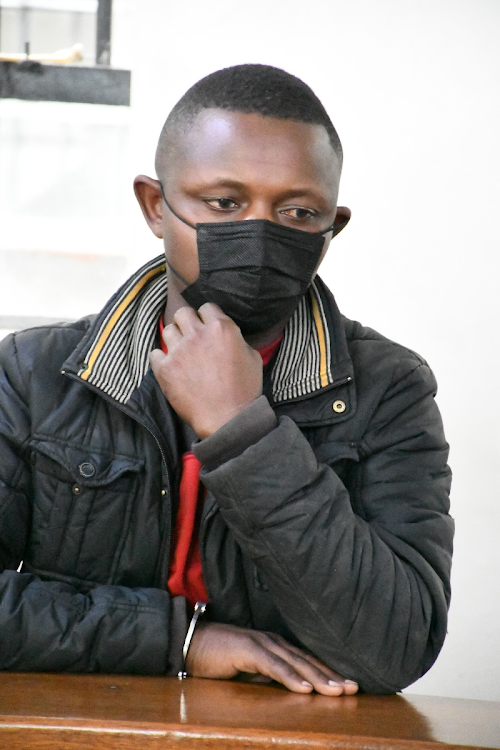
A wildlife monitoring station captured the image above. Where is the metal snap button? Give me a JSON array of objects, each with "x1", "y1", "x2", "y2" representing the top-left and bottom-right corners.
[
  {"x1": 79, "y1": 462, "x2": 96, "y2": 478},
  {"x1": 332, "y1": 400, "x2": 346, "y2": 413},
  {"x1": 72, "y1": 484, "x2": 81, "y2": 495}
]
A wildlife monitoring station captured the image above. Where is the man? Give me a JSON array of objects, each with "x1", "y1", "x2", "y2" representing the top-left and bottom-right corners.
[{"x1": 0, "y1": 65, "x2": 453, "y2": 694}]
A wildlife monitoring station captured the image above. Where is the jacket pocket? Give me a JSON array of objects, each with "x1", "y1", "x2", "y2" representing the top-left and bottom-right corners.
[
  {"x1": 309, "y1": 440, "x2": 359, "y2": 490},
  {"x1": 27, "y1": 439, "x2": 144, "y2": 585},
  {"x1": 30, "y1": 439, "x2": 144, "y2": 488},
  {"x1": 310, "y1": 440, "x2": 359, "y2": 466}
]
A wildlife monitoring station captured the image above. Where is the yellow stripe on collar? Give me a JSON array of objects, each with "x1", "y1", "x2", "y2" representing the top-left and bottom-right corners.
[
  {"x1": 80, "y1": 263, "x2": 166, "y2": 382},
  {"x1": 310, "y1": 288, "x2": 329, "y2": 388}
]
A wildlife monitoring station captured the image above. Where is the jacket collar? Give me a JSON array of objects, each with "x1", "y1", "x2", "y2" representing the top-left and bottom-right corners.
[
  {"x1": 64, "y1": 255, "x2": 353, "y2": 406},
  {"x1": 272, "y1": 276, "x2": 353, "y2": 403}
]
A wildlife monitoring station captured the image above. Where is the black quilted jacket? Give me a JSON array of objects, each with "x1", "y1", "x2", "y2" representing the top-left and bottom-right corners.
[{"x1": 0, "y1": 264, "x2": 453, "y2": 693}]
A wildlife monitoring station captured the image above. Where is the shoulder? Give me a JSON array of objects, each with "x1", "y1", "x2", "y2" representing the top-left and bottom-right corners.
[
  {"x1": 315, "y1": 277, "x2": 432, "y2": 391},
  {"x1": 0, "y1": 317, "x2": 95, "y2": 390},
  {"x1": 338, "y1": 317, "x2": 447, "y2": 470},
  {"x1": 342, "y1": 315, "x2": 435, "y2": 393}
]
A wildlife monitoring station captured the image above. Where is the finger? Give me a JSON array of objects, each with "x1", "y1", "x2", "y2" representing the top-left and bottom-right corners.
[
  {"x1": 172, "y1": 305, "x2": 204, "y2": 334},
  {"x1": 261, "y1": 635, "x2": 358, "y2": 696},
  {"x1": 268, "y1": 644, "x2": 343, "y2": 696},
  {"x1": 276, "y1": 643, "x2": 359, "y2": 695},
  {"x1": 294, "y1": 650, "x2": 358, "y2": 694},
  {"x1": 266, "y1": 634, "x2": 345, "y2": 679},
  {"x1": 275, "y1": 639, "x2": 358, "y2": 693},
  {"x1": 245, "y1": 644, "x2": 315, "y2": 694},
  {"x1": 197, "y1": 302, "x2": 234, "y2": 324},
  {"x1": 233, "y1": 672, "x2": 273, "y2": 684},
  {"x1": 162, "y1": 321, "x2": 183, "y2": 349}
]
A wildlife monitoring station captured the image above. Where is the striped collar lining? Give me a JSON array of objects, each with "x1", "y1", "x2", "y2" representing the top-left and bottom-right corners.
[
  {"x1": 272, "y1": 282, "x2": 333, "y2": 402},
  {"x1": 78, "y1": 256, "x2": 168, "y2": 403},
  {"x1": 77, "y1": 255, "x2": 334, "y2": 405}
]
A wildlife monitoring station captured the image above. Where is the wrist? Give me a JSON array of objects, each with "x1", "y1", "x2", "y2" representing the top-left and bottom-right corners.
[
  {"x1": 193, "y1": 395, "x2": 278, "y2": 470},
  {"x1": 195, "y1": 400, "x2": 259, "y2": 440}
]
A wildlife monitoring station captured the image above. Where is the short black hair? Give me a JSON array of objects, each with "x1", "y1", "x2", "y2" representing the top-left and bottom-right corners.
[{"x1": 155, "y1": 64, "x2": 342, "y2": 171}]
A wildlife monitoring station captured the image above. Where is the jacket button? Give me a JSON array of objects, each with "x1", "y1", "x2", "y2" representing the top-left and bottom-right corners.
[
  {"x1": 72, "y1": 484, "x2": 81, "y2": 495},
  {"x1": 161, "y1": 489, "x2": 166, "y2": 496},
  {"x1": 332, "y1": 400, "x2": 346, "y2": 413},
  {"x1": 79, "y1": 462, "x2": 96, "y2": 478}
]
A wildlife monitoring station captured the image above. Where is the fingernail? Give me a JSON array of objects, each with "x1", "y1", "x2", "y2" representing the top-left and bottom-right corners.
[
  {"x1": 328, "y1": 680, "x2": 341, "y2": 686},
  {"x1": 301, "y1": 681, "x2": 313, "y2": 688},
  {"x1": 345, "y1": 680, "x2": 358, "y2": 686}
]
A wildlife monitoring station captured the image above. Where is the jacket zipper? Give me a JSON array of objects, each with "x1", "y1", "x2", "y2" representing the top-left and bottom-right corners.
[{"x1": 330, "y1": 375, "x2": 352, "y2": 388}]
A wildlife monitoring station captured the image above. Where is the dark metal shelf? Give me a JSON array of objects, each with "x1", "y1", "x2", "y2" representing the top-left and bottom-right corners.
[
  {"x1": 0, "y1": 0, "x2": 129, "y2": 106},
  {"x1": 0, "y1": 60, "x2": 130, "y2": 106}
]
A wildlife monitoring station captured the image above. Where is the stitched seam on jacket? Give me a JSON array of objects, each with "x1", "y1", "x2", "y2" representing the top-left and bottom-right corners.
[
  {"x1": 31, "y1": 434, "x2": 144, "y2": 463},
  {"x1": 91, "y1": 601, "x2": 168, "y2": 614},
  {"x1": 0, "y1": 483, "x2": 26, "y2": 522},
  {"x1": 387, "y1": 362, "x2": 429, "y2": 393}
]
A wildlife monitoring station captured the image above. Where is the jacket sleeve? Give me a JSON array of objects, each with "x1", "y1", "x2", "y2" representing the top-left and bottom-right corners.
[
  {"x1": 195, "y1": 362, "x2": 453, "y2": 694},
  {"x1": 0, "y1": 333, "x2": 186, "y2": 674}
]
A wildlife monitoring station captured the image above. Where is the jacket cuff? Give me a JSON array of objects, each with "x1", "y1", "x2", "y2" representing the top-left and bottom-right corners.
[
  {"x1": 166, "y1": 596, "x2": 188, "y2": 676},
  {"x1": 192, "y1": 395, "x2": 278, "y2": 470}
]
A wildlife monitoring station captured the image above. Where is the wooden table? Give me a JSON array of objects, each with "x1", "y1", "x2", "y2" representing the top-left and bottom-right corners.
[{"x1": 0, "y1": 673, "x2": 498, "y2": 749}]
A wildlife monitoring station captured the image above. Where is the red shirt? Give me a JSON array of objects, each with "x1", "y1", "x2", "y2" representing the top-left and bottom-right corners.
[{"x1": 159, "y1": 317, "x2": 282, "y2": 609}]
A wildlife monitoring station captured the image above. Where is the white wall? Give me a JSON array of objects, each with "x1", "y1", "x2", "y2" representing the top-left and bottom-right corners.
[
  {"x1": 1, "y1": 0, "x2": 499, "y2": 700},
  {"x1": 109, "y1": 0, "x2": 500, "y2": 701}
]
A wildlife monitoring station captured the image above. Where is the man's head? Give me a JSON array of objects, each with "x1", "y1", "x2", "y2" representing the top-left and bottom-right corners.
[
  {"x1": 134, "y1": 64, "x2": 350, "y2": 344},
  {"x1": 154, "y1": 64, "x2": 343, "y2": 175}
]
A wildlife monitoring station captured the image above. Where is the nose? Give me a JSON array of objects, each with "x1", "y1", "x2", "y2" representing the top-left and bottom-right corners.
[{"x1": 242, "y1": 200, "x2": 276, "y2": 223}]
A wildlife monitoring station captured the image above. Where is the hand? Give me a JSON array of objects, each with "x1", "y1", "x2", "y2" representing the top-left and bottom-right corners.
[
  {"x1": 150, "y1": 304, "x2": 263, "y2": 439},
  {"x1": 186, "y1": 622, "x2": 359, "y2": 696}
]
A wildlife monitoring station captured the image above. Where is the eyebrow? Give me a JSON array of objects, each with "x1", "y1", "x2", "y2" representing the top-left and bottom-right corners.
[
  {"x1": 194, "y1": 178, "x2": 331, "y2": 206},
  {"x1": 199, "y1": 178, "x2": 247, "y2": 191}
]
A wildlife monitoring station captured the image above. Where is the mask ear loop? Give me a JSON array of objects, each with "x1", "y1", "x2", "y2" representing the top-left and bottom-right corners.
[
  {"x1": 322, "y1": 215, "x2": 349, "y2": 238},
  {"x1": 159, "y1": 182, "x2": 197, "y2": 229},
  {"x1": 159, "y1": 181, "x2": 196, "y2": 287}
]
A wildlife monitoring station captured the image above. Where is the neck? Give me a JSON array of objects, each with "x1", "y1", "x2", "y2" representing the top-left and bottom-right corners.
[
  {"x1": 163, "y1": 284, "x2": 191, "y2": 326},
  {"x1": 243, "y1": 321, "x2": 287, "y2": 349}
]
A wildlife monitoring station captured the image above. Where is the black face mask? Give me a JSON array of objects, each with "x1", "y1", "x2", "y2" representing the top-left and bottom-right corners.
[{"x1": 160, "y1": 185, "x2": 344, "y2": 335}]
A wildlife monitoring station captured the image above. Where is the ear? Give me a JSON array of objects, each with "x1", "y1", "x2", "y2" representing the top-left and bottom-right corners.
[
  {"x1": 133, "y1": 175, "x2": 163, "y2": 239},
  {"x1": 331, "y1": 206, "x2": 351, "y2": 238}
]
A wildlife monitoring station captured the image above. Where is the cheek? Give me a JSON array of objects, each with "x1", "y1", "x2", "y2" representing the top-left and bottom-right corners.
[{"x1": 162, "y1": 219, "x2": 200, "y2": 283}]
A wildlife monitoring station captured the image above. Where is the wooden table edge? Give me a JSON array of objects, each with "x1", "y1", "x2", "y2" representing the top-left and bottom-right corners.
[{"x1": 0, "y1": 715, "x2": 489, "y2": 750}]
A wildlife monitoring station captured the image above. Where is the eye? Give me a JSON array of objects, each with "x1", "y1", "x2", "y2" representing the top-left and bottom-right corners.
[
  {"x1": 205, "y1": 198, "x2": 239, "y2": 210},
  {"x1": 281, "y1": 207, "x2": 317, "y2": 221}
]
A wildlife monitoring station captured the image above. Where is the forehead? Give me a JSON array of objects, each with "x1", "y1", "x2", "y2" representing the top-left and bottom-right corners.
[{"x1": 161, "y1": 109, "x2": 341, "y2": 196}]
